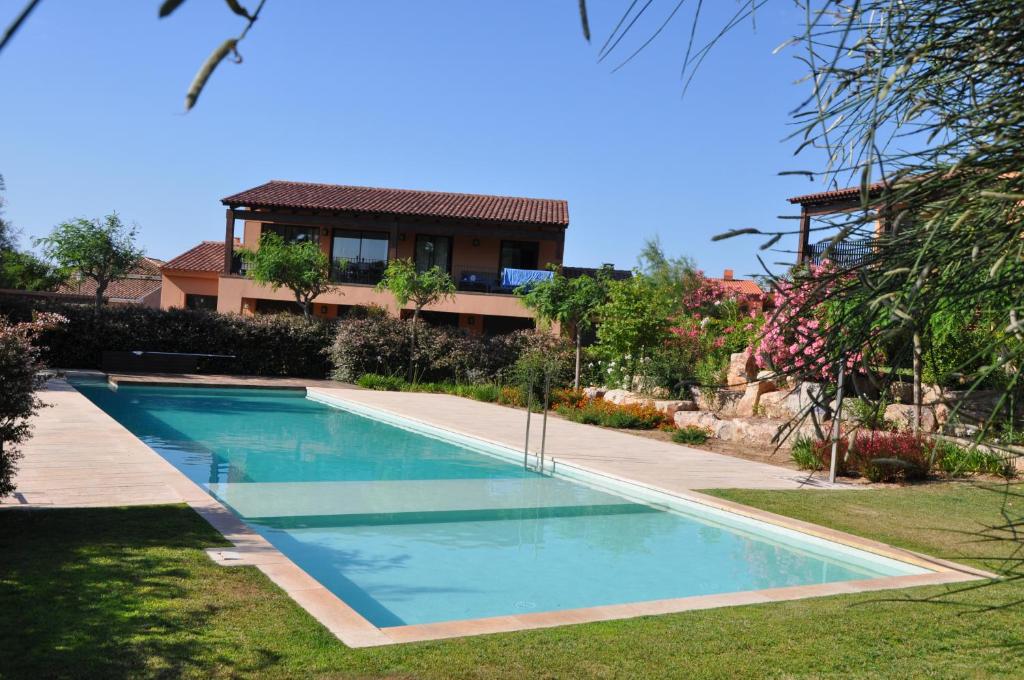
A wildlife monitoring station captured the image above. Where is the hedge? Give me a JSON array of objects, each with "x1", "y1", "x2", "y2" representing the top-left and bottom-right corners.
[
  {"x1": 0, "y1": 296, "x2": 335, "y2": 378},
  {"x1": 328, "y1": 316, "x2": 574, "y2": 385}
]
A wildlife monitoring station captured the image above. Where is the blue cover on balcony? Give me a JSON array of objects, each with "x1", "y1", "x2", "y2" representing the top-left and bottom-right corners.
[{"x1": 501, "y1": 268, "x2": 554, "y2": 290}]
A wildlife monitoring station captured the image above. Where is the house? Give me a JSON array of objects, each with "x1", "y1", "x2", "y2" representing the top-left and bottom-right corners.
[
  {"x1": 789, "y1": 182, "x2": 889, "y2": 266},
  {"x1": 160, "y1": 180, "x2": 570, "y2": 334},
  {"x1": 710, "y1": 269, "x2": 769, "y2": 314},
  {"x1": 53, "y1": 256, "x2": 164, "y2": 307}
]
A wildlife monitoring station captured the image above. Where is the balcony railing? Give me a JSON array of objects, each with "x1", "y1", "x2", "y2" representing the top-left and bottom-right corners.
[
  {"x1": 454, "y1": 267, "x2": 553, "y2": 294},
  {"x1": 331, "y1": 258, "x2": 387, "y2": 285},
  {"x1": 232, "y1": 253, "x2": 551, "y2": 295},
  {"x1": 456, "y1": 269, "x2": 503, "y2": 293},
  {"x1": 807, "y1": 239, "x2": 875, "y2": 267}
]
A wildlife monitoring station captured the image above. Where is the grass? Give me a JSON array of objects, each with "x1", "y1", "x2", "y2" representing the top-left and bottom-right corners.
[
  {"x1": 671, "y1": 425, "x2": 710, "y2": 445},
  {"x1": 2, "y1": 485, "x2": 1022, "y2": 678}
]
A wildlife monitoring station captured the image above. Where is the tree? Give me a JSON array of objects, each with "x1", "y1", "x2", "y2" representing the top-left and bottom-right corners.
[
  {"x1": 375, "y1": 259, "x2": 456, "y2": 381},
  {"x1": 711, "y1": 1, "x2": 1024, "y2": 440},
  {"x1": 517, "y1": 266, "x2": 610, "y2": 389},
  {"x1": 594, "y1": 274, "x2": 676, "y2": 389},
  {"x1": 238, "y1": 232, "x2": 336, "y2": 319},
  {"x1": 0, "y1": 177, "x2": 62, "y2": 291},
  {"x1": 36, "y1": 214, "x2": 143, "y2": 310},
  {"x1": 0, "y1": 312, "x2": 65, "y2": 498},
  {"x1": 637, "y1": 237, "x2": 697, "y2": 301}
]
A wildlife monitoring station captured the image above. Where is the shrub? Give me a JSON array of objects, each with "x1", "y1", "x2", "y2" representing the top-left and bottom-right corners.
[
  {"x1": 846, "y1": 397, "x2": 895, "y2": 431},
  {"x1": 0, "y1": 312, "x2": 66, "y2": 497},
  {"x1": 0, "y1": 296, "x2": 334, "y2": 378},
  {"x1": 810, "y1": 431, "x2": 936, "y2": 482},
  {"x1": 556, "y1": 397, "x2": 667, "y2": 429},
  {"x1": 672, "y1": 426, "x2": 710, "y2": 445},
  {"x1": 810, "y1": 437, "x2": 850, "y2": 475},
  {"x1": 511, "y1": 339, "x2": 575, "y2": 401},
  {"x1": 356, "y1": 373, "x2": 406, "y2": 391},
  {"x1": 329, "y1": 316, "x2": 572, "y2": 387},
  {"x1": 850, "y1": 431, "x2": 935, "y2": 482},
  {"x1": 935, "y1": 441, "x2": 1016, "y2": 478},
  {"x1": 790, "y1": 435, "x2": 822, "y2": 470}
]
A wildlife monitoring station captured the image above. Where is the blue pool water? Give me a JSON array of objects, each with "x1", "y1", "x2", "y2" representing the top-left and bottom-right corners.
[{"x1": 71, "y1": 378, "x2": 927, "y2": 627}]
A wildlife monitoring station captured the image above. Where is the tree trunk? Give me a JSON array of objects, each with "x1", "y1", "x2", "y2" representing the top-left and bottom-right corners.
[
  {"x1": 408, "y1": 306, "x2": 420, "y2": 383},
  {"x1": 94, "y1": 281, "x2": 107, "y2": 310},
  {"x1": 295, "y1": 291, "x2": 311, "y2": 319},
  {"x1": 574, "y1": 325, "x2": 582, "y2": 390},
  {"x1": 912, "y1": 330, "x2": 923, "y2": 436}
]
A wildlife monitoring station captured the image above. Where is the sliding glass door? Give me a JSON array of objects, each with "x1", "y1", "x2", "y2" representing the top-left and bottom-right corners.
[
  {"x1": 414, "y1": 235, "x2": 452, "y2": 273},
  {"x1": 331, "y1": 230, "x2": 389, "y2": 284}
]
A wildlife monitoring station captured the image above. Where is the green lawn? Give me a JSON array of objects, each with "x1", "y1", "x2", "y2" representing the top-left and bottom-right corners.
[{"x1": 1, "y1": 483, "x2": 1022, "y2": 679}]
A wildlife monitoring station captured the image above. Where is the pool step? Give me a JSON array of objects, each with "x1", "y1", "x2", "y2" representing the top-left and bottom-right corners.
[
  {"x1": 206, "y1": 478, "x2": 636, "y2": 520},
  {"x1": 245, "y1": 503, "x2": 660, "y2": 529}
]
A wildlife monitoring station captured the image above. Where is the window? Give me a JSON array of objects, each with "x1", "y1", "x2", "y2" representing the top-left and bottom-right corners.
[
  {"x1": 414, "y1": 235, "x2": 452, "y2": 273},
  {"x1": 261, "y1": 223, "x2": 319, "y2": 244},
  {"x1": 331, "y1": 229, "x2": 389, "y2": 284},
  {"x1": 499, "y1": 240, "x2": 539, "y2": 272},
  {"x1": 185, "y1": 294, "x2": 217, "y2": 311}
]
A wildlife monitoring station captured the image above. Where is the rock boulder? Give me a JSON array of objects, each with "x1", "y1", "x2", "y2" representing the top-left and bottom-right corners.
[
  {"x1": 725, "y1": 350, "x2": 759, "y2": 391},
  {"x1": 735, "y1": 375, "x2": 779, "y2": 417},
  {"x1": 602, "y1": 389, "x2": 654, "y2": 408},
  {"x1": 654, "y1": 400, "x2": 697, "y2": 415},
  {"x1": 883, "y1": 403, "x2": 938, "y2": 432}
]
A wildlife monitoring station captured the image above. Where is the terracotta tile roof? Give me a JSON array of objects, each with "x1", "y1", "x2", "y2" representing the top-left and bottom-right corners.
[
  {"x1": 55, "y1": 257, "x2": 163, "y2": 301},
  {"x1": 161, "y1": 241, "x2": 226, "y2": 273},
  {"x1": 710, "y1": 277, "x2": 764, "y2": 297},
  {"x1": 222, "y1": 180, "x2": 569, "y2": 227},
  {"x1": 788, "y1": 181, "x2": 888, "y2": 206}
]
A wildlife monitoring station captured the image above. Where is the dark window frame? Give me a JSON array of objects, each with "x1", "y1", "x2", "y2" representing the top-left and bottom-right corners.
[
  {"x1": 261, "y1": 223, "x2": 319, "y2": 244},
  {"x1": 498, "y1": 240, "x2": 540, "y2": 272},
  {"x1": 329, "y1": 228, "x2": 390, "y2": 284},
  {"x1": 184, "y1": 293, "x2": 218, "y2": 311},
  {"x1": 414, "y1": 234, "x2": 453, "y2": 274}
]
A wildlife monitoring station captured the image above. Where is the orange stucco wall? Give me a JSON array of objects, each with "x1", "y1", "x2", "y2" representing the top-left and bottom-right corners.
[
  {"x1": 215, "y1": 275, "x2": 536, "y2": 319},
  {"x1": 217, "y1": 217, "x2": 565, "y2": 323},
  {"x1": 160, "y1": 271, "x2": 220, "y2": 309}
]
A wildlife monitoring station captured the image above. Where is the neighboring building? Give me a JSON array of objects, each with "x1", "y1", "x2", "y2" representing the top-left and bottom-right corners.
[
  {"x1": 161, "y1": 180, "x2": 570, "y2": 334},
  {"x1": 561, "y1": 265, "x2": 632, "y2": 281},
  {"x1": 709, "y1": 269, "x2": 769, "y2": 314},
  {"x1": 788, "y1": 182, "x2": 888, "y2": 266},
  {"x1": 53, "y1": 256, "x2": 164, "y2": 307}
]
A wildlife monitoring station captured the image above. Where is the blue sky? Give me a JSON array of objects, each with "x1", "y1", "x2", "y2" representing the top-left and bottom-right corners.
[{"x1": 1, "y1": 1, "x2": 823, "y2": 278}]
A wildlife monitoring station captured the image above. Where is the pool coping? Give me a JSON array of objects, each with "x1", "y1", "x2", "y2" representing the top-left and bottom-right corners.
[{"x1": 40, "y1": 376, "x2": 997, "y2": 648}]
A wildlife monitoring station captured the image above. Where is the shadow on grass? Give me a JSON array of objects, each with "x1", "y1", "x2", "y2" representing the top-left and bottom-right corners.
[{"x1": 0, "y1": 504, "x2": 282, "y2": 679}]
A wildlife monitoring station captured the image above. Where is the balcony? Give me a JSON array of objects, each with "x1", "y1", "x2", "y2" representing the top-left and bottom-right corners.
[
  {"x1": 454, "y1": 266, "x2": 553, "y2": 294},
  {"x1": 807, "y1": 239, "x2": 875, "y2": 267}
]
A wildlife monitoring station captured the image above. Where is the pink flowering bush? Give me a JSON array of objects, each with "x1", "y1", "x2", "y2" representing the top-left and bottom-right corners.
[
  {"x1": 0, "y1": 312, "x2": 66, "y2": 498},
  {"x1": 756, "y1": 263, "x2": 859, "y2": 379},
  {"x1": 659, "y1": 272, "x2": 765, "y2": 392}
]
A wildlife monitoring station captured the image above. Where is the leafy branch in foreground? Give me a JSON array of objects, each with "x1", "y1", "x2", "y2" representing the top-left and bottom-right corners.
[
  {"x1": 160, "y1": 0, "x2": 269, "y2": 110},
  {"x1": 707, "y1": 2, "x2": 1024, "y2": 450}
]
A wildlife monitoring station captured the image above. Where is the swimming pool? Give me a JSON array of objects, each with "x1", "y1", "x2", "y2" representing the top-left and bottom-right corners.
[{"x1": 71, "y1": 377, "x2": 930, "y2": 628}]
